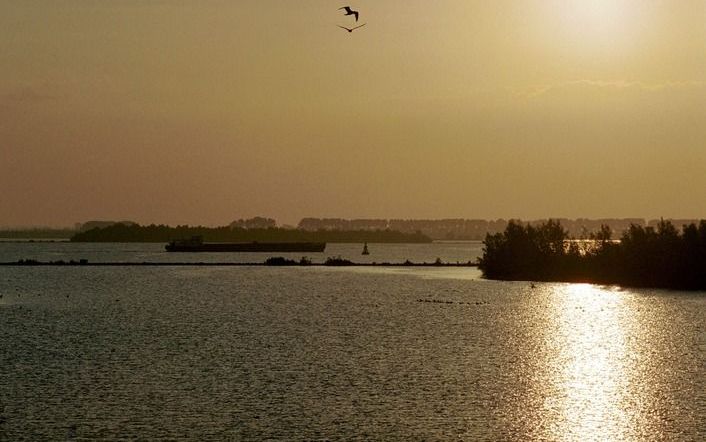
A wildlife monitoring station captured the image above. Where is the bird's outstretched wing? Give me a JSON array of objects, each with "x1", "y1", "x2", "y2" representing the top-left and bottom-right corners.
[
  {"x1": 336, "y1": 23, "x2": 366, "y2": 33},
  {"x1": 338, "y1": 6, "x2": 359, "y2": 21}
]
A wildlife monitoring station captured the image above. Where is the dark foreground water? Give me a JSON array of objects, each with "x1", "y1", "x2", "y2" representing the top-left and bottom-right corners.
[{"x1": 1, "y1": 244, "x2": 704, "y2": 440}]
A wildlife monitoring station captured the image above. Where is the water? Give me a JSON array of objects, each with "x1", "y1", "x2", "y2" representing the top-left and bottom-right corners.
[
  {"x1": 1, "y1": 243, "x2": 704, "y2": 440},
  {"x1": 0, "y1": 241, "x2": 483, "y2": 264}
]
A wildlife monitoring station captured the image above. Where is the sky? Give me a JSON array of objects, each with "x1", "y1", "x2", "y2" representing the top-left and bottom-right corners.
[{"x1": 1, "y1": 0, "x2": 705, "y2": 227}]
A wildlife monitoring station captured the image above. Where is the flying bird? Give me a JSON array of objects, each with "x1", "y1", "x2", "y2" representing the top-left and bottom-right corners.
[
  {"x1": 338, "y1": 6, "x2": 359, "y2": 22},
  {"x1": 338, "y1": 23, "x2": 367, "y2": 33}
]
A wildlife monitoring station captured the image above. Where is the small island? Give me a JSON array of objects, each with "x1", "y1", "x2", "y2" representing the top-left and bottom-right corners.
[{"x1": 479, "y1": 219, "x2": 706, "y2": 290}]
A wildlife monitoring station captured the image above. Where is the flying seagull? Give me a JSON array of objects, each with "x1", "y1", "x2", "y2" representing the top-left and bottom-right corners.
[
  {"x1": 338, "y1": 6, "x2": 359, "y2": 22},
  {"x1": 338, "y1": 23, "x2": 366, "y2": 33}
]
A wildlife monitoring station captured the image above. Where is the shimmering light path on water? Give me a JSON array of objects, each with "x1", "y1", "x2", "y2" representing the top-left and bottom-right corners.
[
  {"x1": 554, "y1": 285, "x2": 632, "y2": 438},
  {"x1": 1, "y1": 263, "x2": 704, "y2": 439}
]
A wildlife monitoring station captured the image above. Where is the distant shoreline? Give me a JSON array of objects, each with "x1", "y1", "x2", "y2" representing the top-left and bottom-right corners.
[
  {"x1": 0, "y1": 259, "x2": 478, "y2": 268},
  {"x1": 0, "y1": 239, "x2": 70, "y2": 243},
  {"x1": 68, "y1": 223, "x2": 433, "y2": 244}
]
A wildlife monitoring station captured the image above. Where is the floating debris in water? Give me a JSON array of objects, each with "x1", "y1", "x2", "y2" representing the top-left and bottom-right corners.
[{"x1": 417, "y1": 299, "x2": 489, "y2": 306}]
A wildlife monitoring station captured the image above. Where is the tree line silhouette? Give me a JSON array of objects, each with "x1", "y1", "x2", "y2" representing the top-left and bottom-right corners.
[
  {"x1": 70, "y1": 223, "x2": 431, "y2": 244},
  {"x1": 0, "y1": 228, "x2": 75, "y2": 239},
  {"x1": 479, "y1": 219, "x2": 706, "y2": 290}
]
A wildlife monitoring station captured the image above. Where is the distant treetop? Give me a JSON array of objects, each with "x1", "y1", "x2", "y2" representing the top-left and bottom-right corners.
[
  {"x1": 78, "y1": 220, "x2": 136, "y2": 232},
  {"x1": 229, "y1": 217, "x2": 277, "y2": 229}
]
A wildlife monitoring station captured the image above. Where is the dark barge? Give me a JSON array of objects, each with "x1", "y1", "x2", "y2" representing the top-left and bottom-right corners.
[{"x1": 165, "y1": 236, "x2": 326, "y2": 253}]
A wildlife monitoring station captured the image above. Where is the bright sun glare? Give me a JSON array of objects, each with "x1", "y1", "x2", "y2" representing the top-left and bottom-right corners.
[{"x1": 550, "y1": 0, "x2": 640, "y2": 52}]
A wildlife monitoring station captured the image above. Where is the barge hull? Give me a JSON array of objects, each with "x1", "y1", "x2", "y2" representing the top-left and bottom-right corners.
[{"x1": 166, "y1": 242, "x2": 326, "y2": 253}]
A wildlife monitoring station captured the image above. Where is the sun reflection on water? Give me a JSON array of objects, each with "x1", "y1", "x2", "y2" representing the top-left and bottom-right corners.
[{"x1": 549, "y1": 283, "x2": 634, "y2": 440}]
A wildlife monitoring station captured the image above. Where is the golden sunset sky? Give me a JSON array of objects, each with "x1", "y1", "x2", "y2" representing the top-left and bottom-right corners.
[{"x1": 1, "y1": 1, "x2": 705, "y2": 226}]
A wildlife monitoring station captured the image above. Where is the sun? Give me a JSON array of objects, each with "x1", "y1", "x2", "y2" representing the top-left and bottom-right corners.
[
  {"x1": 546, "y1": 0, "x2": 642, "y2": 54},
  {"x1": 562, "y1": 0, "x2": 630, "y2": 26}
]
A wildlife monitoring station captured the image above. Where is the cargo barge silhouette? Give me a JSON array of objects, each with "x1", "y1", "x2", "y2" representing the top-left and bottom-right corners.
[{"x1": 165, "y1": 236, "x2": 326, "y2": 253}]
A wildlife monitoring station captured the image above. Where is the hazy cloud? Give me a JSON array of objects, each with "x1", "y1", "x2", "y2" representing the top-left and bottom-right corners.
[{"x1": 521, "y1": 80, "x2": 706, "y2": 99}]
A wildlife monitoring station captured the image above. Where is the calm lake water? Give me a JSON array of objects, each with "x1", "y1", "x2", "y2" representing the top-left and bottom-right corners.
[
  {"x1": 0, "y1": 241, "x2": 482, "y2": 264},
  {"x1": 1, "y1": 243, "x2": 704, "y2": 440}
]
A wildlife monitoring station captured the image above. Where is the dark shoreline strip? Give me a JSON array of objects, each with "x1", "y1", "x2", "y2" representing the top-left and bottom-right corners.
[{"x1": 0, "y1": 261, "x2": 478, "y2": 268}]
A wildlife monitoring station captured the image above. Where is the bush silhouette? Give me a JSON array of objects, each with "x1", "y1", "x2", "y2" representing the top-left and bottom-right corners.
[{"x1": 479, "y1": 219, "x2": 706, "y2": 290}]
